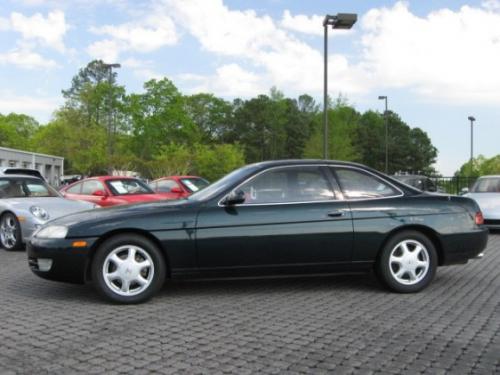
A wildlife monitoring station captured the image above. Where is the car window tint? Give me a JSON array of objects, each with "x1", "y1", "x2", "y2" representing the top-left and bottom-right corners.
[
  {"x1": 81, "y1": 180, "x2": 105, "y2": 195},
  {"x1": 473, "y1": 178, "x2": 500, "y2": 193},
  {"x1": 156, "y1": 179, "x2": 179, "y2": 193},
  {"x1": 66, "y1": 182, "x2": 82, "y2": 194},
  {"x1": 25, "y1": 181, "x2": 54, "y2": 197},
  {"x1": 334, "y1": 168, "x2": 399, "y2": 199},
  {"x1": 238, "y1": 167, "x2": 334, "y2": 204}
]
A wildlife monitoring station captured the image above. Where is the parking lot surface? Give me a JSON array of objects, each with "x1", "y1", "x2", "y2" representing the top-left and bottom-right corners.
[{"x1": 0, "y1": 234, "x2": 499, "y2": 374}]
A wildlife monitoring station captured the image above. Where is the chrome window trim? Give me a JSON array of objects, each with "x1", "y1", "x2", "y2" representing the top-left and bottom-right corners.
[
  {"x1": 217, "y1": 164, "x2": 336, "y2": 207},
  {"x1": 332, "y1": 166, "x2": 404, "y2": 201},
  {"x1": 217, "y1": 164, "x2": 404, "y2": 207}
]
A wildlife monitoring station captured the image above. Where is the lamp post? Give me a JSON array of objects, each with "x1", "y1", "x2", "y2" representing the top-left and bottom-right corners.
[
  {"x1": 323, "y1": 13, "x2": 357, "y2": 159},
  {"x1": 468, "y1": 115, "x2": 476, "y2": 177},
  {"x1": 103, "y1": 63, "x2": 121, "y2": 166},
  {"x1": 378, "y1": 95, "x2": 388, "y2": 173}
]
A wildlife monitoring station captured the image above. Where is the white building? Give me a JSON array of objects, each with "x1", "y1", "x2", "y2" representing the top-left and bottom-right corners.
[{"x1": 0, "y1": 146, "x2": 64, "y2": 186}]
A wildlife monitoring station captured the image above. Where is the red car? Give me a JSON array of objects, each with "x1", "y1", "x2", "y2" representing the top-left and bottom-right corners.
[
  {"x1": 60, "y1": 176, "x2": 166, "y2": 207},
  {"x1": 148, "y1": 175, "x2": 209, "y2": 199}
]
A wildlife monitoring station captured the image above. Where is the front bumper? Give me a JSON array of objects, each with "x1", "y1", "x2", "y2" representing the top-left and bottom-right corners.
[
  {"x1": 27, "y1": 237, "x2": 99, "y2": 284},
  {"x1": 440, "y1": 227, "x2": 489, "y2": 265},
  {"x1": 20, "y1": 218, "x2": 44, "y2": 243}
]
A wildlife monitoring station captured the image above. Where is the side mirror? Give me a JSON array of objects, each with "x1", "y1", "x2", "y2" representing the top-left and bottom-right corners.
[
  {"x1": 460, "y1": 187, "x2": 469, "y2": 195},
  {"x1": 170, "y1": 186, "x2": 183, "y2": 194},
  {"x1": 92, "y1": 189, "x2": 107, "y2": 197},
  {"x1": 221, "y1": 189, "x2": 246, "y2": 205}
]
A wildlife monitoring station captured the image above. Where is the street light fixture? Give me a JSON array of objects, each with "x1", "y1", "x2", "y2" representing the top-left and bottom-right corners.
[
  {"x1": 378, "y1": 95, "x2": 389, "y2": 174},
  {"x1": 103, "y1": 63, "x2": 121, "y2": 167},
  {"x1": 323, "y1": 13, "x2": 357, "y2": 159},
  {"x1": 468, "y1": 115, "x2": 476, "y2": 176}
]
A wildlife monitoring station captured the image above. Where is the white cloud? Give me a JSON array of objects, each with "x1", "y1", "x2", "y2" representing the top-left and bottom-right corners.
[
  {"x1": 88, "y1": 13, "x2": 178, "y2": 61},
  {"x1": 359, "y1": 2, "x2": 500, "y2": 104},
  {"x1": 482, "y1": 0, "x2": 500, "y2": 11},
  {"x1": 86, "y1": 39, "x2": 120, "y2": 63},
  {"x1": 179, "y1": 63, "x2": 264, "y2": 97},
  {"x1": 166, "y1": 0, "x2": 365, "y2": 97},
  {"x1": 280, "y1": 10, "x2": 353, "y2": 37},
  {"x1": 0, "y1": 48, "x2": 58, "y2": 69},
  {"x1": 9, "y1": 10, "x2": 68, "y2": 52},
  {"x1": 122, "y1": 58, "x2": 163, "y2": 80},
  {"x1": 0, "y1": 91, "x2": 60, "y2": 121}
]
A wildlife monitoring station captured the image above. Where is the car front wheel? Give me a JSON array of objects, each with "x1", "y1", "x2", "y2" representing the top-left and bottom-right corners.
[
  {"x1": 0, "y1": 213, "x2": 23, "y2": 251},
  {"x1": 376, "y1": 230, "x2": 437, "y2": 293},
  {"x1": 92, "y1": 234, "x2": 166, "y2": 303}
]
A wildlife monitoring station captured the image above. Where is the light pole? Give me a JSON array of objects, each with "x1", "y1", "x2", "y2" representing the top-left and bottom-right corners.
[
  {"x1": 468, "y1": 115, "x2": 476, "y2": 176},
  {"x1": 103, "y1": 63, "x2": 121, "y2": 166},
  {"x1": 323, "y1": 13, "x2": 357, "y2": 159},
  {"x1": 378, "y1": 95, "x2": 388, "y2": 173}
]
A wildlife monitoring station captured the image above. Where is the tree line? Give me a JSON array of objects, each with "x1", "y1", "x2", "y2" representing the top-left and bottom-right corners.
[{"x1": 1, "y1": 60, "x2": 439, "y2": 181}]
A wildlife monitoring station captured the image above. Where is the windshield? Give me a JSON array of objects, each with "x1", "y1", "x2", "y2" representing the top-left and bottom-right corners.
[
  {"x1": 180, "y1": 178, "x2": 210, "y2": 193},
  {"x1": 105, "y1": 179, "x2": 155, "y2": 196},
  {"x1": 472, "y1": 177, "x2": 500, "y2": 193},
  {"x1": 0, "y1": 177, "x2": 59, "y2": 198},
  {"x1": 188, "y1": 165, "x2": 259, "y2": 201}
]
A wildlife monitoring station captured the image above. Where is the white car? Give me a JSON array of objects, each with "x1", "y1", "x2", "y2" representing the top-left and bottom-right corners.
[
  {"x1": 464, "y1": 175, "x2": 500, "y2": 229},
  {"x1": 0, "y1": 172, "x2": 96, "y2": 250}
]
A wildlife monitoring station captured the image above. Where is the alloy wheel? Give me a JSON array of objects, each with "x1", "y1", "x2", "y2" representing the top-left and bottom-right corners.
[
  {"x1": 389, "y1": 239, "x2": 430, "y2": 285},
  {"x1": 0, "y1": 215, "x2": 18, "y2": 249},
  {"x1": 102, "y1": 245, "x2": 155, "y2": 296}
]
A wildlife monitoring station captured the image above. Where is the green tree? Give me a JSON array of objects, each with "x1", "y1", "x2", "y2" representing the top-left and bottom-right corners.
[
  {"x1": 304, "y1": 103, "x2": 361, "y2": 161},
  {"x1": 32, "y1": 108, "x2": 107, "y2": 175},
  {"x1": 62, "y1": 60, "x2": 127, "y2": 163},
  {"x1": 0, "y1": 113, "x2": 39, "y2": 150},
  {"x1": 125, "y1": 79, "x2": 201, "y2": 161},
  {"x1": 184, "y1": 93, "x2": 233, "y2": 143},
  {"x1": 455, "y1": 154, "x2": 500, "y2": 177}
]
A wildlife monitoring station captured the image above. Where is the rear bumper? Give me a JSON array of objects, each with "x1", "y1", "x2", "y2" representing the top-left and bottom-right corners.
[
  {"x1": 27, "y1": 237, "x2": 98, "y2": 284},
  {"x1": 483, "y1": 219, "x2": 500, "y2": 230},
  {"x1": 440, "y1": 227, "x2": 489, "y2": 265}
]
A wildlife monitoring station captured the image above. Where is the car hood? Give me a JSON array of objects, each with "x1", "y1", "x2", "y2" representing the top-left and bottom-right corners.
[
  {"x1": 44, "y1": 198, "x2": 200, "y2": 238},
  {"x1": 465, "y1": 193, "x2": 500, "y2": 218},
  {"x1": 3, "y1": 197, "x2": 95, "y2": 220}
]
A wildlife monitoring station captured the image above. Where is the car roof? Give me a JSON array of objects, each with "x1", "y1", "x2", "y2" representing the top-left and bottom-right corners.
[
  {"x1": 0, "y1": 174, "x2": 41, "y2": 180},
  {"x1": 477, "y1": 175, "x2": 500, "y2": 179},
  {"x1": 0, "y1": 167, "x2": 43, "y2": 179}
]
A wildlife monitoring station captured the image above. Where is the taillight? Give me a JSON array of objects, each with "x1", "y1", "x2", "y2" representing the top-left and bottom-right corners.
[{"x1": 475, "y1": 211, "x2": 484, "y2": 225}]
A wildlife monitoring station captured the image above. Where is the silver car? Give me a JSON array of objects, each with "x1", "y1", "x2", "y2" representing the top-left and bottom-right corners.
[
  {"x1": 464, "y1": 175, "x2": 500, "y2": 229},
  {"x1": 0, "y1": 174, "x2": 95, "y2": 250}
]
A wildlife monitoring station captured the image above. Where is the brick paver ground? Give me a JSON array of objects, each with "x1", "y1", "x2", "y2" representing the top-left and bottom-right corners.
[{"x1": 0, "y1": 234, "x2": 499, "y2": 374}]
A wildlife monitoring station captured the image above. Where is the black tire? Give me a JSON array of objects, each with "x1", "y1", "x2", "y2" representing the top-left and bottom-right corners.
[
  {"x1": 0, "y1": 213, "x2": 23, "y2": 251},
  {"x1": 376, "y1": 230, "x2": 437, "y2": 293},
  {"x1": 92, "y1": 234, "x2": 166, "y2": 304}
]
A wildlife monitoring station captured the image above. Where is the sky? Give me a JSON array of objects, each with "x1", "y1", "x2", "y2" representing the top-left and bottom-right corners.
[{"x1": 1, "y1": 0, "x2": 499, "y2": 175}]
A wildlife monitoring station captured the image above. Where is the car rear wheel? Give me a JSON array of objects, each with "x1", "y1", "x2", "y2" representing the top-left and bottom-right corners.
[
  {"x1": 376, "y1": 230, "x2": 437, "y2": 293},
  {"x1": 0, "y1": 213, "x2": 22, "y2": 251},
  {"x1": 92, "y1": 234, "x2": 166, "y2": 303}
]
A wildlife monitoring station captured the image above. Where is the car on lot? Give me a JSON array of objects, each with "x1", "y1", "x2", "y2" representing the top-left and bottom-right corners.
[
  {"x1": 0, "y1": 173, "x2": 95, "y2": 250},
  {"x1": 60, "y1": 176, "x2": 167, "y2": 207},
  {"x1": 463, "y1": 175, "x2": 500, "y2": 229},
  {"x1": 28, "y1": 160, "x2": 488, "y2": 303},
  {"x1": 393, "y1": 174, "x2": 440, "y2": 192},
  {"x1": 148, "y1": 175, "x2": 210, "y2": 199}
]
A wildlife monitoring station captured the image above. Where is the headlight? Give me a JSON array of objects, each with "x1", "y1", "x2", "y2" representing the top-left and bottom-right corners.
[
  {"x1": 35, "y1": 226, "x2": 68, "y2": 239},
  {"x1": 30, "y1": 206, "x2": 50, "y2": 221}
]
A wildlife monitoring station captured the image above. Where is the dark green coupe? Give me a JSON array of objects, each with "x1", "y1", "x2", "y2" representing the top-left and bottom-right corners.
[{"x1": 28, "y1": 160, "x2": 488, "y2": 303}]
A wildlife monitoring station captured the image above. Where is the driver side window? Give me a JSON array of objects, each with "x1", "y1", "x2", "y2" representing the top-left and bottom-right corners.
[{"x1": 237, "y1": 166, "x2": 334, "y2": 205}]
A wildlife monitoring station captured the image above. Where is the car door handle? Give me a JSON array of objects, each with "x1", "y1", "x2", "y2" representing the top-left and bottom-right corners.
[{"x1": 327, "y1": 210, "x2": 344, "y2": 218}]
